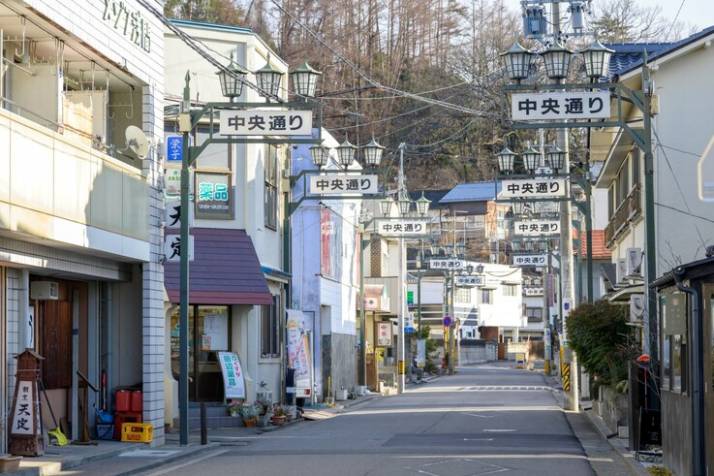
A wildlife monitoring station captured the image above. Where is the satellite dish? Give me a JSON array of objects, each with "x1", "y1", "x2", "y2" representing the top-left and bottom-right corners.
[{"x1": 125, "y1": 126, "x2": 149, "y2": 159}]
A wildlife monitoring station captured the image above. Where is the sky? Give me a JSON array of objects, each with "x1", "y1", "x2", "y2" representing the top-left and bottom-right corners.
[{"x1": 506, "y1": 0, "x2": 714, "y2": 34}]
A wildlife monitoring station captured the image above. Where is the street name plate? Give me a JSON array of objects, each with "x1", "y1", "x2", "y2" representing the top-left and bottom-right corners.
[
  {"x1": 308, "y1": 174, "x2": 378, "y2": 195},
  {"x1": 513, "y1": 220, "x2": 560, "y2": 236},
  {"x1": 500, "y1": 178, "x2": 567, "y2": 199},
  {"x1": 455, "y1": 275, "x2": 484, "y2": 287},
  {"x1": 374, "y1": 219, "x2": 429, "y2": 237},
  {"x1": 512, "y1": 254, "x2": 547, "y2": 266},
  {"x1": 219, "y1": 109, "x2": 312, "y2": 136},
  {"x1": 511, "y1": 91, "x2": 610, "y2": 121},
  {"x1": 429, "y1": 259, "x2": 465, "y2": 270}
]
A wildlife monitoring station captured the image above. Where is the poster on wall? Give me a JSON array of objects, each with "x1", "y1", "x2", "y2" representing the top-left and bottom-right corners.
[
  {"x1": 377, "y1": 322, "x2": 392, "y2": 346},
  {"x1": 286, "y1": 310, "x2": 312, "y2": 398},
  {"x1": 217, "y1": 352, "x2": 246, "y2": 400},
  {"x1": 416, "y1": 339, "x2": 426, "y2": 369}
]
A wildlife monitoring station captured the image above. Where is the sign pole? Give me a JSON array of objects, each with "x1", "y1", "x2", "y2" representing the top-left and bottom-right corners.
[{"x1": 179, "y1": 73, "x2": 191, "y2": 446}]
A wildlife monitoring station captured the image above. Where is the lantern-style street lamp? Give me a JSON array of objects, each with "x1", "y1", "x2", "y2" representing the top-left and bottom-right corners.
[
  {"x1": 522, "y1": 145, "x2": 541, "y2": 173},
  {"x1": 380, "y1": 196, "x2": 395, "y2": 216},
  {"x1": 217, "y1": 58, "x2": 248, "y2": 100},
  {"x1": 416, "y1": 192, "x2": 431, "y2": 217},
  {"x1": 541, "y1": 42, "x2": 573, "y2": 80},
  {"x1": 255, "y1": 59, "x2": 283, "y2": 98},
  {"x1": 501, "y1": 42, "x2": 534, "y2": 83},
  {"x1": 581, "y1": 39, "x2": 615, "y2": 81},
  {"x1": 497, "y1": 147, "x2": 516, "y2": 174},
  {"x1": 547, "y1": 143, "x2": 566, "y2": 172},
  {"x1": 290, "y1": 62, "x2": 322, "y2": 98},
  {"x1": 398, "y1": 196, "x2": 412, "y2": 216},
  {"x1": 336, "y1": 137, "x2": 357, "y2": 168},
  {"x1": 363, "y1": 137, "x2": 385, "y2": 168},
  {"x1": 310, "y1": 142, "x2": 330, "y2": 168}
]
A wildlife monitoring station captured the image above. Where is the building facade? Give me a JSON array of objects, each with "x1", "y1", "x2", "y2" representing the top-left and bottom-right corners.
[{"x1": 0, "y1": 0, "x2": 165, "y2": 446}]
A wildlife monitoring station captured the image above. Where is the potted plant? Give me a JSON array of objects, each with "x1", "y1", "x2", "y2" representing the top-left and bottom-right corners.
[
  {"x1": 238, "y1": 403, "x2": 259, "y2": 427},
  {"x1": 270, "y1": 404, "x2": 287, "y2": 426},
  {"x1": 227, "y1": 401, "x2": 242, "y2": 417}
]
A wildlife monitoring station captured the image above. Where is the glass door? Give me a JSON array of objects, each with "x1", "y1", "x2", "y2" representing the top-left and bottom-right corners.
[{"x1": 195, "y1": 306, "x2": 230, "y2": 401}]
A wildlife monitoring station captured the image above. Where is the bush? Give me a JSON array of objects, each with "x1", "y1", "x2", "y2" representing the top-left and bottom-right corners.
[{"x1": 566, "y1": 300, "x2": 634, "y2": 386}]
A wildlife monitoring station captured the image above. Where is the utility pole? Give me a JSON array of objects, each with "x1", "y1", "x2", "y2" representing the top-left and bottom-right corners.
[{"x1": 397, "y1": 142, "x2": 407, "y2": 393}]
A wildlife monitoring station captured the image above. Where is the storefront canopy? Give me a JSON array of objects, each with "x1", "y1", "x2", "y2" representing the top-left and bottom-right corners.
[{"x1": 165, "y1": 228, "x2": 272, "y2": 305}]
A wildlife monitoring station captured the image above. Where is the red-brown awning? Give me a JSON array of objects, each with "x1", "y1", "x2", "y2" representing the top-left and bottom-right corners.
[{"x1": 164, "y1": 228, "x2": 272, "y2": 305}]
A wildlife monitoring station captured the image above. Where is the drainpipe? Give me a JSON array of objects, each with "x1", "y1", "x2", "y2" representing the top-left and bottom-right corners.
[{"x1": 673, "y1": 268, "x2": 704, "y2": 476}]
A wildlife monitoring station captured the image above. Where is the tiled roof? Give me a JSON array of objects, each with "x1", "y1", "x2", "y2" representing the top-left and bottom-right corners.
[
  {"x1": 165, "y1": 228, "x2": 273, "y2": 305},
  {"x1": 607, "y1": 25, "x2": 714, "y2": 78},
  {"x1": 439, "y1": 181, "x2": 501, "y2": 204},
  {"x1": 573, "y1": 229, "x2": 611, "y2": 260}
]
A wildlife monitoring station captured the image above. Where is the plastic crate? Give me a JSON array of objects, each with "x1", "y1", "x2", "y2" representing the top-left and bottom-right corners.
[
  {"x1": 96, "y1": 424, "x2": 114, "y2": 441},
  {"x1": 121, "y1": 422, "x2": 153, "y2": 443}
]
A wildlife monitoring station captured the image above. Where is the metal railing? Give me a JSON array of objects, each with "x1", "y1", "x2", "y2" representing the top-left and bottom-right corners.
[{"x1": 605, "y1": 183, "x2": 642, "y2": 246}]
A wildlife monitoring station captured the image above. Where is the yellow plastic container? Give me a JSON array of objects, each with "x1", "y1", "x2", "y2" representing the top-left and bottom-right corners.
[{"x1": 121, "y1": 422, "x2": 153, "y2": 443}]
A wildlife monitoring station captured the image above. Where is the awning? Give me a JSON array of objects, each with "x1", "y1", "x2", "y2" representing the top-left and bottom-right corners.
[{"x1": 165, "y1": 228, "x2": 272, "y2": 305}]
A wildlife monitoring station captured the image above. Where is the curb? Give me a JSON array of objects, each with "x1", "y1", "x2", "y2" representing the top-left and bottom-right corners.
[
  {"x1": 582, "y1": 409, "x2": 650, "y2": 476},
  {"x1": 5, "y1": 443, "x2": 144, "y2": 476}
]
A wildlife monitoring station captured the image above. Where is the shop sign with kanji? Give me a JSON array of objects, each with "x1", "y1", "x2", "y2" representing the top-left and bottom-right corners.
[
  {"x1": 511, "y1": 91, "x2": 610, "y2": 121},
  {"x1": 524, "y1": 287, "x2": 544, "y2": 296},
  {"x1": 512, "y1": 254, "x2": 548, "y2": 266},
  {"x1": 375, "y1": 219, "x2": 429, "y2": 237},
  {"x1": 11, "y1": 381, "x2": 35, "y2": 436},
  {"x1": 219, "y1": 109, "x2": 312, "y2": 136},
  {"x1": 455, "y1": 275, "x2": 484, "y2": 287},
  {"x1": 195, "y1": 172, "x2": 233, "y2": 219},
  {"x1": 513, "y1": 220, "x2": 561, "y2": 236},
  {"x1": 164, "y1": 234, "x2": 195, "y2": 262},
  {"x1": 500, "y1": 178, "x2": 567, "y2": 199},
  {"x1": 308, "y1": 174, "x2": 378, "y2": 195},
  {"x1": 429, "y1": 259, "x2": 465, "y2": 270}
]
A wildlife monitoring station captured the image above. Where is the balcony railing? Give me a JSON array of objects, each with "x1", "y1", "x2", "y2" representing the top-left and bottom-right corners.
[{"x1": 605, "y1": 183, "x2": 642, "y2": 246}]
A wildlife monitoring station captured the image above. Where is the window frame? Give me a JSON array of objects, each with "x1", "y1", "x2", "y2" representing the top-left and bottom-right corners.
[
  {"x1": 264, "y1": 145, "x2": 279, "y2": 230},
  {"x1": 481, "y1": 289, "x2": 493, "y2": 304},
  {"x1": 261, "y1": 294, "x2": 282, "y2": 358}
]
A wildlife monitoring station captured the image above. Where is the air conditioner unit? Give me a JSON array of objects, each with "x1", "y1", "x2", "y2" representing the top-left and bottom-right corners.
[
  {"x1": 617, "y1": 258, "x2": 627, "y2": 284},
  {"x1": 30, "y1": 281, "x2": 59, "y2": 300},
  {"x1": 629, "y1": 294, "x2": 645, "y2": 323},
  {"x1": 626, "y1": 248, "x2": 643, "y2": 277}
]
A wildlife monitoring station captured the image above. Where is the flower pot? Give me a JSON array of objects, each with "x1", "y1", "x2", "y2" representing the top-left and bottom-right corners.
[
  {"x1": 0, "y1": 456, "x2": 21, "y2": 473},
  {"x1": 270, "y1": 415, "x2": 287, "y2": 426},
  {"x1": 242, "y1": 417, "x2": 258, "y2": 428},
  {"x1": 258, "y1": 414, "x2": 272, "y2": 428}
]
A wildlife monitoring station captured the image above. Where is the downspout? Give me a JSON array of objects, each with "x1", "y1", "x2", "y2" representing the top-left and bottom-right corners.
[{"x1": 673, "y1": 268, "x2": 704, "y2": 476}]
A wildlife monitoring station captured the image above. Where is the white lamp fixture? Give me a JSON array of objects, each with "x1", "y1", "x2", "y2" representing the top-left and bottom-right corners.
[
  {"x1": 581, "y1": 39, "x2": 615, "y2": 81},
  {"x1": 497, "y1": 147, "x2": 516, "y2": 174},
  {"x1": 336, "y1": 137, "x2": 357, "y2": 168},
  {"x1": 363, "y1": 137, "x2": 385, "y2": 168},
  {"x1": 255, "y1": 59, "x2": 283, "y2": 98},
  {"x1": 380, "y1": 196, "x2": 394, "y2": 216},
  {"x1": 310, "y1": 143, "x2": 330, "y2": 168},
  {"x1": 522, "y1": 145, "x2": 541, "y2": 173},
  {"x1": 416, "y1": 192, "x2": 431, "y2": 217},
  {"x1": 290, "y1": 62, "x2": 321, "y2": 98},
  {"x1": 398, "y1": 196, "x2": 412, "y2": 216},
  {"x1": 501, "y1": 42, "x2": 534, "y2": 82},
  {"x1": 217, "y1": 58, "x2": 248, "y2": 100},
  {"x1": 541, "y1": 42, "x2": 573, "y2": 80},
  {"x1": 546, "y1": 143, "x2": 566, "y2": 172}
]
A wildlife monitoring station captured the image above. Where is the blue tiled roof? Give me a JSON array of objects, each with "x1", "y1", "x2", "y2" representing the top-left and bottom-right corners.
[
  {"x1": 439, "y1": 181, "x2": 501, "y2": 204},
  {"x1": 607, "y1": 25, "x2": 714, "y2": 78}
]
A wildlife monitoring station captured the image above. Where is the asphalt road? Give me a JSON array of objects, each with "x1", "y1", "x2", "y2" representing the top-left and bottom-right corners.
[{"x1": 135, "y1": 363, "x2": 596, "y2": 476}]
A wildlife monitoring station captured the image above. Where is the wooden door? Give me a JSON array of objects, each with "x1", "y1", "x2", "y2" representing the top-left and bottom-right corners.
[{"x1": 38, "y1": 298, "x2": 72, "y2": 389}]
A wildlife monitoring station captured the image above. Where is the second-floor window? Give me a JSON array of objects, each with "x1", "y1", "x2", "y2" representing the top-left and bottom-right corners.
[
  {"x1": 264, "y1": 145, "x2": 279, "y2": 229},
  {"x1": 481, "y1": 289, "x2": 493, "y2": 304},
  {"x1": 503, "y1": 284, "x2": 518, "y2": 297},
  {"x1": 526, "y1": 307, "x2": 543, "y2": 322}
]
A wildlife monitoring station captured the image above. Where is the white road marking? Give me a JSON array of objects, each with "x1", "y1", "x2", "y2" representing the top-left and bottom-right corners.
[
  {"x1": 140, "y1": 449, "x2": 230, "y2": 476},
  {"x1": 464, "y1": 413, "x2": 496, "y2": 418},
  {"x1": 483, "y1": 429, "x2": 517, "y2": 433}
]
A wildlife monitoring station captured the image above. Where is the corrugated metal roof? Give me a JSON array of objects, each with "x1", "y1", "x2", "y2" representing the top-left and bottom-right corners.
[
  {"x1": 165, "y1": 228, "x2": 272, "y2": 305},
  {"x1": 439, "y1": 181, "x2": 501, "y2": 204}
]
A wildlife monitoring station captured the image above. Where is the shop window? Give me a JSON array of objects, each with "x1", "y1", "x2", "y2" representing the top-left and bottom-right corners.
[
  {"x1": 261, "y1": 295, "x2": 281, "y2": 357},
  {"x1": 481, "y1": 289, "x2": 493, "y2": 304},
  {"x1": 264, "y1": 145, "x2": 279, "y2": 230},
  {"x1": 503, "y1": 284, "x2": 518, "y2": 297}
]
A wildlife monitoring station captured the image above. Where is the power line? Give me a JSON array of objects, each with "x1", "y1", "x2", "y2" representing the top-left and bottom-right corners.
[{"x1": 666, "y1": 0, "x2": 687, "y2": 40}]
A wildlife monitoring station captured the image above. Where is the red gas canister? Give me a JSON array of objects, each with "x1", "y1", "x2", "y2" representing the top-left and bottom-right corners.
[
  {"x1": 130, "y1": 390, "x2": 143, "y2": 413},
  {"x1": 115, "y1": 390, "x2": 131, "y2": 412}
]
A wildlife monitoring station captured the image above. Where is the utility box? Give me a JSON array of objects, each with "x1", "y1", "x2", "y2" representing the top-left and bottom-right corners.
[{"x1": 30, "y1": 281, "x2": 59, "y2": 300}]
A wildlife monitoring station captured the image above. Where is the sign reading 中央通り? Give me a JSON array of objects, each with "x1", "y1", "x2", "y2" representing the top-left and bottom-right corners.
[
  {"x1": 511, "y1": 91, "x2": 610, "y2": 121},
  {"x1": 455, "y1": 275, "x2": 484, "y2": 287},
  {"x1": 500, "y1": 178, "x2": 567, "y2": 199},
  {"x1": 375, "y1": 219, "x2": 429, "y2": 237},
  {"x1": 308, "y1": 174, "x2": 378, "y2": 195},
  {"x1": 524, "y1": 287, "x2": 544, "y2": 296},
  {"x1": 429, "y1": 259, "x2": 465, "y2": 270},
  {"x1": 512, "y1": 254, "x2": 547, "y2": 267},
  {"x1": 102, "y1": 0, "x2": 151, "y2": 52},
  {"x1": 195, "y1": 172, "x2": 233, "y2": 219},
  {"x1": 513, "y1": 220, "x2": 560, "y2": 236},
  {"x1": 217, "y1": 352, "x2": 246, "y2": 399},
  {"x1": 219, "y1": 110, "x2": 312, "y2": 136}
]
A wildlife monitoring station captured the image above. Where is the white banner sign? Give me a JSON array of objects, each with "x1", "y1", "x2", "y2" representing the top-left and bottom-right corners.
[
  {"x1": 455, "y1": 275, "x2": 484, "y2": 287},
  {"x1": 524, "y1": 287, "x2": 544, "y2": 296},
  {"x1": 375, "y1": 219, "x2": 429, "y2": 237},
  {"x1": 286, "y1": 310, "x2": 312, "y2": 397},
  {"x1": 501, "y1": 178, "x2": 567, "y2": 199},
  {"x1": 429, "y1": 259, "x2": 465, "y2": 270},
  {"x1": 514, "y1": 220, "x2": 560, "y2": 236},
  {"x1": 511, "y1": 91, "x2": 610, "y2": 121},
  {"x1": 308, "y1": 174, "x2": 378, "y2": 195},
  {"x1": 219, "y1": 109, "x2": 312, "y2": 136},
  {"x1": 513, "y1": 254, "x2": 548, "y2": 266},
  {"x1": 164, "y1": 234, "x2": 195, "y2": 262},
  {"x1": 217, "y1": 352, "x2": 246, "y2": 400}
]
